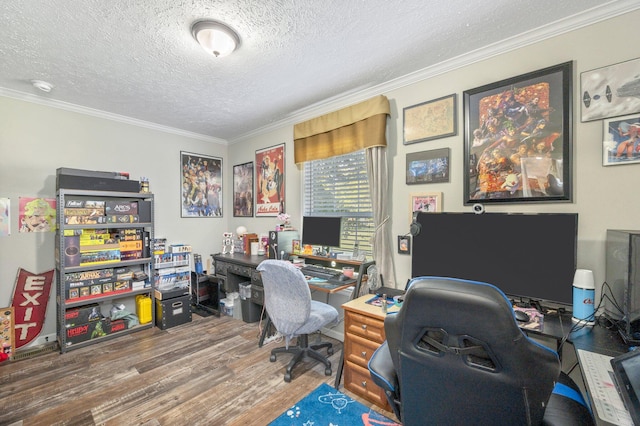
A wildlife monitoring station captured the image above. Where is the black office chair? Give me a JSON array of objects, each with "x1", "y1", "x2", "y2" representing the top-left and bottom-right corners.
[
  {"x1": 368, "y1": 276, "x2": 594, "y2": 425},
  {"x1": 256, "y1": 260, "x2": 339, "y2": 382}
]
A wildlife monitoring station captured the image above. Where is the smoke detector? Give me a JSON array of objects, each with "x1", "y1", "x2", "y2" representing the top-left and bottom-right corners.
[{"x1": 31, "y1": 80, "x2": 54, "y2": 92}]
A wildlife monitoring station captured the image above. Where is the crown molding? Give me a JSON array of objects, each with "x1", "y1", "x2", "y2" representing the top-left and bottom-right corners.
[
  {"x1": 229, "y1": 0, "x2": 640, "y2": 144},
  {"x1": 0, "y1": 87, "x2": 228, "y2": 145}
]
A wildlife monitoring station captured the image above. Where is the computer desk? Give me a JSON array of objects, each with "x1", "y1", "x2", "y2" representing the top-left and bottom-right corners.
[{"x1": 568, "y1": 322, "x2": 631, "y2": 426}]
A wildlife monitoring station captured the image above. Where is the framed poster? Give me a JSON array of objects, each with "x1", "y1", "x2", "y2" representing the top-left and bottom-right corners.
[
  {"x1": 0, "y1": 307, "x2": 14, "y2": 360},
  {"x1": 233, "y1": 162, "x2": 254, "y2": 217},
  {"x1": 406, "y1": 148, "x2": 450, "y2": 184},
  {"x1": 409, "y1": 192, "x2": 442, "y2": 222},
  {"x1": 463, "y1": 61, "x2": 572, "y2": 204},
  {"x1": 581, "y1": 57, "x2": 640, "y2": 122},
  {"x1": 180, "y1": 151, "x2": 222, "y2": 217},
  {"x1": 403, "y1": 94, "x2": 457, "y2": 144},
  {"x1": 602, "y1": 114, "x2": 640, "y2": 166},
  {"x1": 255, "y1": 143, "x2": 285, "y2": 216}
]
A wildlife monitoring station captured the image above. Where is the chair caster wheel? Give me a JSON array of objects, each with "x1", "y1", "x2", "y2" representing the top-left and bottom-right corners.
[
  {"x1": 325, "y1": 368, "x2": 332, "y2": 376},
  {"x1": 328, "y1": 348, "x2": 334, "y2": 355},
  {"x1": 284, "y1": 373, "x2": 292, "y2": 382},
  {"x1": 270, "y1": 354, "x2": 276, "y2": 362}
]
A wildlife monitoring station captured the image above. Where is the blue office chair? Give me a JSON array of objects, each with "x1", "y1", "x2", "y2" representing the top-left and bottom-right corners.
[
  {"x1": 257, "y1": 260, "x2": 339, "y2": 382},
  {"x1": 368, "y1": 276, "x2": 594, "y2": 425}
]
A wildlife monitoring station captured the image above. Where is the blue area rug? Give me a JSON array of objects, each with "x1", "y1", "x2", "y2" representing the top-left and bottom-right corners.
[{"x1": 269, "y1": 383, "x2": 400, "y2": 426}]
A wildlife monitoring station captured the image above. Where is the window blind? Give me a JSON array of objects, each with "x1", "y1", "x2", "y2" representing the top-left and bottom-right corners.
[{"x1": 303, "y1": 150, "x2": 374, "y2": 254}]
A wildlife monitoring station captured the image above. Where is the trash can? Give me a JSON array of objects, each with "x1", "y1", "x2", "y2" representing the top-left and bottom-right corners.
[{"x1": 239, "y1": 282, "x2": 261, "y2": 323}]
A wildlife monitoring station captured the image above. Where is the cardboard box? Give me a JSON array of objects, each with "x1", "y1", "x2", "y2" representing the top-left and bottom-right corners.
[
  {"x1": 105, "y1": 200, "x2": 138, "y2": 215},
  {"x1": 65, "y1": 304, "x2": 102, "y2": 328},
  {"x1": 65, "y1": 318, "x2": 127, "y2": 346}
]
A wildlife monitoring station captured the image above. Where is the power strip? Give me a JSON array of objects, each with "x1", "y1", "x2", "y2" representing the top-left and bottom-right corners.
[{"x1": 263, "y1": 332, "x2": 282, "y2": 345}]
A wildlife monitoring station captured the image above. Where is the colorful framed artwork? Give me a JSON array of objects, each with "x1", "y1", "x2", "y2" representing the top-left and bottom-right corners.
[
  {"x1": 463, "y1": 61, "x2": 572, "y2": 204},
  {"x1": 406, "y1": 148, "x2": 450, "y2": 185},
  {"x1": 581, "y1": 57, "x2": 640, "y2": 122},
  {"x1": 398, "y1": 235, "x2": 411, "y2": 255},
  {"x1": 233, "y1": 162, "x2": 254, "y2": 217},
  {"x1": 409, "y1": 192, "x2": 442, "y2": 223},
  {"x1": 255, "y1": 143, "x2": 285, "y2": 216},
  {"x1": 180, "y1": 151, "x2": 222, "y2": 217},
  {"x1": 602, "y1": 113, "x2": 640, "y2": 166},
  {"x1": 403, "y1": 94, "x2": 457, "y2": 145}
]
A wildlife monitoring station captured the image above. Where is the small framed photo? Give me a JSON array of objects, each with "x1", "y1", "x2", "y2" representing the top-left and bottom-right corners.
[
  {"x1": 398, "y1": 235, "x2": 411, "y2": 255},
  {"x1": 602, "y1": 113, "x2": 640, "y2": 166},
  {"x1": 409, "y1": 192, "x2": 442, "y2": 222},
  {"x1": 403, "y1": 94, "x2": 457, "y2": 145},
  {"x1": 406, "y1": 148, "x2": 450, "y2": 184}
]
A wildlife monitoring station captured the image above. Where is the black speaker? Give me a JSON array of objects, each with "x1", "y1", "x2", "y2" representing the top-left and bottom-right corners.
[{"x1": 409, "y1": 211, "x2": 421, "y2": 236}]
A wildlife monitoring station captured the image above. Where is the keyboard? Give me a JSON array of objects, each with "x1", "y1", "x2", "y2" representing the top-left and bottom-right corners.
[
  {"x1": 300, "y1": 264, "x2": 339, "y2": 280},
  {"x1": 577, "y1": 349, "x2": 633, "y2": 425}
]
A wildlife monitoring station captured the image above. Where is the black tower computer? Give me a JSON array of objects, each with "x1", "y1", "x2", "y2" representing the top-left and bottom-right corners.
[{"x1": 605, "y1": 229, "x2": 640, "y2": 344}]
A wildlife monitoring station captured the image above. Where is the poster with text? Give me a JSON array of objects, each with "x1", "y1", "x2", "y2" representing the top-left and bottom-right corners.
[{"x1": 255, "y1": 143, "x2": 285, "y2": 216}]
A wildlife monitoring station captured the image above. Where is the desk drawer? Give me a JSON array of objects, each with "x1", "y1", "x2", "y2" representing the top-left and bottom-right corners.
[
  {"x1": 345, "y1": 332, "x2": 380, "y2": 368},
  {"x1": 345, "y1": 311, "x2": 385, "y2": 343},
  {"x1": 215, "y1": 261, "x2": 229, "y2": 276},
  {"x1": 344, "y1": 360, "x2": 389, "y2": 410}
]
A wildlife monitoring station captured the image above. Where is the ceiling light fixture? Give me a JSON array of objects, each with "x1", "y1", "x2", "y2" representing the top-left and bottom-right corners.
[{"x1": 191, "y1": 20, "x2": 240, "y2": 58}]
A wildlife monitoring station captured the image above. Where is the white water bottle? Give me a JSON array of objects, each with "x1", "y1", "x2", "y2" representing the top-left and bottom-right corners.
[{"x1": 572, "y1": 269, "x2": 595, "y2": 325}]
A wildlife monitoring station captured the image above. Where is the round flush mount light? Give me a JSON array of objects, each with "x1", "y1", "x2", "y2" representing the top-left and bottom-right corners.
[
  {"x1": 31, "y1": 80, "x2": 54, "y2": 92},
  {"x1": 191, "y1": 20, "x2": 240, "y2": 58}
]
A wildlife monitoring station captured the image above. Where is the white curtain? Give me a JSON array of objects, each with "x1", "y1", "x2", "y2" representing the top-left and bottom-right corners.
[{"x1": 366, "y1": 146, "x2": 396, "y2": 290}]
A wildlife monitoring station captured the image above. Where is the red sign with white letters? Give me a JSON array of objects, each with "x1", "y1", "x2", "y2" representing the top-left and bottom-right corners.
[{"x1": 11, "y1": 268, "x2": 54, "y2": 349}]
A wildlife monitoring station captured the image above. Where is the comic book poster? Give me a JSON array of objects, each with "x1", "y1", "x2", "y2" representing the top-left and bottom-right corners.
[
  {"x1": 180, "y1": 152, "x2": 222, "y2": 217},
  {"x1": 255, "y1": 143, "x2": 285, "y2": 216},
  {"x1": 18, "y1": 197, "x2": 56, "y2": 233}
]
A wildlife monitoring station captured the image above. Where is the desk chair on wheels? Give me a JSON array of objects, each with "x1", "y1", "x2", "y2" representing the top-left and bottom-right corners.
[
  {"x1": 368, "y1": 276, "x2": 594, "y2": 425},
  {"x1": 257, "y1": 260, "x2": 339, "y2": 382}
]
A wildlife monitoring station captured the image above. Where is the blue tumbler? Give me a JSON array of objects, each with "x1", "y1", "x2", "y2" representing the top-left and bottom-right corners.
[{"x1": 572, "y1": 269, "x2": 595, "y2": 325}]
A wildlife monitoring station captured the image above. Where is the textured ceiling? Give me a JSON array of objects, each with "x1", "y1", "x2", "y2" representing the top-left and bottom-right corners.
[{"x1": 0, "y1": 1, "x2": 637, "y2": 142}]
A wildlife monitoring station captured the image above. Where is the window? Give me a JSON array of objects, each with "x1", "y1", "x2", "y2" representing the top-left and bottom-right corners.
[{"x1": 303, "y1": 150, "x2": 374, "y2": 254}]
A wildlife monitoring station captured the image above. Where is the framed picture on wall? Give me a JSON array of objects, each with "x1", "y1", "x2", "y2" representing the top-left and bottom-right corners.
[
  {"x1": 403, "y1": 94, "x2": 457, "y2": 145},
  {"x1": 463, "y1": 61, "x2": 572, "y2": 204},
  {"x1": 409, "y1": 192, "x2": 442, "y2": 223},
  {"x1": 406, "y1": 148, "x2": 450, "y2": 184},
  {"x1": 602, "y1": 113, "x2": 640, "y2": 166},
  {"x1": 581, "y1": 57, "x2": 640, "y2": 122},
  {"x1": 180, "y1": 151, "x2": 222, "y2": 217},
  {"x1": 233, "y1": 162, "x2": 254, "y2": 217},
  {"x1": 398, "y1": 235, "x2": 411, "y2": 255},
  {"x1": 255, "y1": 143, "x2": 285, "y2": 216}
]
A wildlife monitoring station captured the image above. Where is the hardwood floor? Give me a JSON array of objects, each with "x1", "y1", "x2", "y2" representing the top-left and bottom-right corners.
[{"x1": 0, "y1": 313, "x2": 396, "y2": 426}]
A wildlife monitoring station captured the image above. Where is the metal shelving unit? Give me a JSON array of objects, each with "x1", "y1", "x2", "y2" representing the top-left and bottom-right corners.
[{"x1": 55, "y1": 188, "x2": 154, "y2": 353}]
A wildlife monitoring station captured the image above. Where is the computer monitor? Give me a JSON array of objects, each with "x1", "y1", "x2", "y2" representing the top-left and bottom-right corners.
[
  {"x1": 411, "y1": 212, "x2": 578, "y2": 306},
  {"x1": 301, "y1": 216, "x2": 341, "y2": 249}
]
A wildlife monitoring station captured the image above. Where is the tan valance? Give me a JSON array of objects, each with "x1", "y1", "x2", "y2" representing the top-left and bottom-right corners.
[{"x1": 294, "y1": 95, "x2": 390, "y2": 164}]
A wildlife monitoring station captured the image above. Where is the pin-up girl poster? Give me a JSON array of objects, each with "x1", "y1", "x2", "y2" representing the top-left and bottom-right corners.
[
  {"x1": 255, "y1": 143, "x2": 285, "y2": 217},
  {"x1": 19, "y1": 197, "x2": 56, "y2": 233}
]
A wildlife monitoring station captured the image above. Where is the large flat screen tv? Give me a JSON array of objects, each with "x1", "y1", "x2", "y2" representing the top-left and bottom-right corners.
[
  {"x1": 411, "y1": 212, "x2": 578, "y2": 306},
  {"x1": 302, "y1": 216, "x2": 341, "y2": 248}
]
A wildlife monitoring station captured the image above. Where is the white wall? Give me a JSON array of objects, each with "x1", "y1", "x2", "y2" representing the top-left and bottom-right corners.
[
  {"x1": 230, "y1": 10, "x2": 640, "y2": 303},
  {"x1": 0, "y1": 98, "x2": 228, "y2": 341},
  {"x1": 1, "y1": 10, "x2": 639, "y2": 345}
]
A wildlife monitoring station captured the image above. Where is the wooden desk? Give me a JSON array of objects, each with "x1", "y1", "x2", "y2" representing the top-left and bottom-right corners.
[{"x1": 341, "y1": 295, "x2": 401, "y2": 411}]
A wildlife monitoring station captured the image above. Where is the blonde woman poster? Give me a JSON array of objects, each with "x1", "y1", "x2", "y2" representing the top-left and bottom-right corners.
[
  {"x1": 0, "y1": 198, "x2": 9, "y2": 237},
  {"x1": 18, "y1": 197, "x2": 56, "y2": 233}
]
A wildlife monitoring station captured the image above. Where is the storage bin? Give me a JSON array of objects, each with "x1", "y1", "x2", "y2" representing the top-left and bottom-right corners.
[{"x1": 156, "y1": 294, "x2": 191, "y2": 330}]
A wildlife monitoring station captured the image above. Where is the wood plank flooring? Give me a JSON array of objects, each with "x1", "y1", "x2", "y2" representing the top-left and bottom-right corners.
[{"x1": 0, "y1": 313, "x2": 396, "y2": 426}]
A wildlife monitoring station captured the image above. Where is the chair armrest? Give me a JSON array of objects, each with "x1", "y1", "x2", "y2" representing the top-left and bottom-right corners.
[{"x1": 368, "y1": 341, "x2": 398, "y2": 394}]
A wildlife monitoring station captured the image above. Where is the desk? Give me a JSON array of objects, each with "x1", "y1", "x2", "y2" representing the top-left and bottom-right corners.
[
  {"x1": 570, "y1": 323, "x2": 631, "y2": 426},
  {"x1": 213, "y1": 252, "x2": 372, "y2": 346}
]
